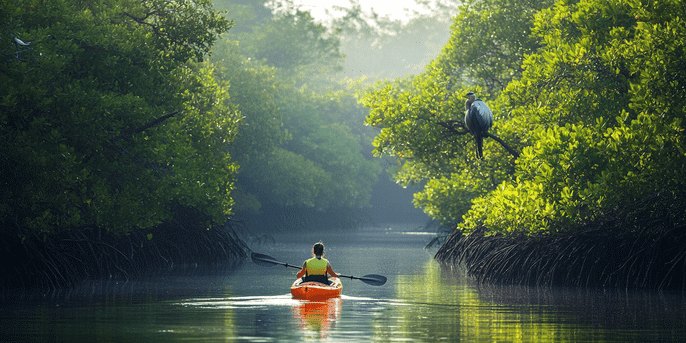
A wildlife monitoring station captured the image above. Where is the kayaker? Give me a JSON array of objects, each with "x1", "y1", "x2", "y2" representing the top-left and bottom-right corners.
[{"x1": 296, "y1": 242, "x2": 339, "y2": 285}]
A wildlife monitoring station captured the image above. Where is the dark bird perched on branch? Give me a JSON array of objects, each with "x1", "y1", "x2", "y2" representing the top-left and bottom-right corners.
[
  {"x1": 435, "y1": 91, "x2": 518, "y2": 159},
  {"x1": 464, "y1": 92, "x2": 493, "y2": 159}
]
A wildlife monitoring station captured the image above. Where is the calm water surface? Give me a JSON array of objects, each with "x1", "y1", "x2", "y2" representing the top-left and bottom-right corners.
[{"x1": 1, "y1": 224, "x2": 685, "y2": 342}]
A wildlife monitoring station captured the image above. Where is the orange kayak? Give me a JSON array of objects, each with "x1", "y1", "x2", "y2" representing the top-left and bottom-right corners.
[{"x1": 290, "y1": 277, "x2": 342, "y2": 299}]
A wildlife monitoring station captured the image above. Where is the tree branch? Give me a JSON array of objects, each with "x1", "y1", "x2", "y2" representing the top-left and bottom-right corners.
[
  {"x1": 437, "y1": 120, "x2": 520, "y2": 158},
  {"x1": 484, "y1": 132, "x2": 520, "y2": 158},
  {"x1": 112, "y1": 110, "x2": 179, "y2": 142},
  {"x1": 437, "y1": 119, "x2": 470, "y2": 136},
  {"x1": 122, "y1": 11, "x2": 159, "y2": 26}
]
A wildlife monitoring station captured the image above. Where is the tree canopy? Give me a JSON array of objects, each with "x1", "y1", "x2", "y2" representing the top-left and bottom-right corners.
[
  {"x1": 363, "y1": 0, "x2": 686, "y2": 235},
  {"x1": 1, "y1": 0, "x2": 239, "y2": 235},
  {"x1": 209, "y1": 1, "x2": 382, "y2": 216}
]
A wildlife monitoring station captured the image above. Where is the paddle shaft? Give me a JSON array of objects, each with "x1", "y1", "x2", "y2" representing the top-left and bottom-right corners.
[
  {"x1": 268, "y1": 259, "x2": 372, "y2": 281},
  {"x1": 274, "y1": 262, "x2": 301, "y2": 270},
  {"x1": 251, "y1": 252, "x2": 387, "y2": 286}
]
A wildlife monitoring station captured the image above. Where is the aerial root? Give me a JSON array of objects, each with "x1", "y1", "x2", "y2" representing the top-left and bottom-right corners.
[
  {"x1": 1, "y1": 212, "x2": 248, "y2": 290},
  {"x1": 435, "y1": 224, "x2": 686, "y2": 290},
  {"x1": 436, "y1": 189, "x2": 686, "y2": 290}
]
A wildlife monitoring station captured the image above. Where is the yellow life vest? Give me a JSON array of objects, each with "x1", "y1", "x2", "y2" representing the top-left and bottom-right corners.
[{"x1": 305, "y1": 257, "x2": 329, "y2": 276}]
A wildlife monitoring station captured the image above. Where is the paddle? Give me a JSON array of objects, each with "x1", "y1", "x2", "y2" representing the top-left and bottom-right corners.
[{"x1": 251, "y1": 252, "x2": 387, "y2": 286}]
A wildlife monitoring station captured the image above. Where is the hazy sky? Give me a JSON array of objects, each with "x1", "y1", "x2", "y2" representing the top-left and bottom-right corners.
[{"x1": 293, "y1": 0, "x2": 427, "y2": 22}]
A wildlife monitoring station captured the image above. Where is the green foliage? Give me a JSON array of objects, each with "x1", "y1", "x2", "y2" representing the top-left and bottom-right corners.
[
  {"x1": 365, "y1": 0, "x2": 686, "y2": 235},
  {"x1": 332, "y1": 7, "x2": 454, "y2": 80},
  {"x1": 242, "y1": 10, "x2": 344, "y2": 74},
  {"x1": 212, "y1": 40, "x2": 283, "y2": 165},
  {"x1": 230, "y1": 81, "x2": 382, "y2": 210},
  {"x1": 278, "y1": 86, "x2": 382, "y2": 209},
  {"x1": 253, "y1": 147, "x2": 331, "y2": 207},
  {"x1": 362, "y1": 60, "x2": 515, "y2": 224},
  {"x1": 0, "y1": 0, "x2": 238, "y2": 235},
  {"x1": 437, "y1": 0, "x2": 555, "y2": 93},
  {"x1": 209, "y1": 5, "x2": 382, "y2": 213},
  {"x1": 220, "y1": 3, "x2": 344, "y2": 83},
  {"x1": 461, "y1": 0, "x2": 686, "y2": 235},
  {"x1": 297, "y1": 123, "x2": 382, "y2": 207},
  {"x1": 360, "y1": 0, "x2": 551, "y2": 225}
]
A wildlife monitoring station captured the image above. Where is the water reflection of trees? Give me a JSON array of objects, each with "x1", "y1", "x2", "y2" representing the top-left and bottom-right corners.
[{"x1": 373, "y1": 260, "x2": 626, "y2": 342}]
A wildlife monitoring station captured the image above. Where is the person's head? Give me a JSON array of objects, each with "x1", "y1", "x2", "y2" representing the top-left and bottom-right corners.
[{"x1": 312, "y1": 242, "x2": 325, "y2": 257}]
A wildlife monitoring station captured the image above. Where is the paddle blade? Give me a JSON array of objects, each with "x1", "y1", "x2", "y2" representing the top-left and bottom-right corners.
[
  {"x1": 340, "y1": 274, "x2": 387, "y2": 286},
  {"x1": 359, "y1": 274, "x2": 387, "y2": 286},
  {"x1": 251, "y1": 252, "x2": 280, "y2": 267},
  {"x1": 251, "y1": 252, "x2": 301, "y2": 269}
]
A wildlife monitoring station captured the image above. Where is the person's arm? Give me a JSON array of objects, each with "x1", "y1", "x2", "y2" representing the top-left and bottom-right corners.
[
  {"x1": 326, "y1": 263, "x2": 339, "y2": 278},
  {"x1": 296, "y1": 262, "x2": 307, "y2": 278}
]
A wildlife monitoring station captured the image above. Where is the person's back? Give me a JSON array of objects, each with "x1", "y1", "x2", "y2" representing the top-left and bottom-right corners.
[
  {"x1": 303, "y1": 256, "x2": 330, "y2": 284},
  {"x1": 297, "y1": 242, "x2": 339, "y2": 285}
]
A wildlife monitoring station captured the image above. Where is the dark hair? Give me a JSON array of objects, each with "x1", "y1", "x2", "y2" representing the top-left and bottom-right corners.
[{"x1": 313, "y1": 242, "x2": 325, "y2": 256}]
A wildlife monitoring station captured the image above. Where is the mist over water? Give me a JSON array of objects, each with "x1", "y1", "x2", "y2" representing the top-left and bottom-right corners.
[{"x1": 369, "y1": 173, "x2": 429, "y2": 224}]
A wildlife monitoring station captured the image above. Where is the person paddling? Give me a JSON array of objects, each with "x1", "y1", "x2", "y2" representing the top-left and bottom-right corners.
[{"x1": 296, "y1": 242, "x2": 339, "y2": 285}]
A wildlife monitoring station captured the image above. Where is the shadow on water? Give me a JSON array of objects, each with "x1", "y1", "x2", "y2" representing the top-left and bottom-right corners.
[{"x1": 0, "y1": 263, "x2": 245, "y2": 307}]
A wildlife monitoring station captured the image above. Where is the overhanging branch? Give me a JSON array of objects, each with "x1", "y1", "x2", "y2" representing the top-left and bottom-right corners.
[
  {"x1": 112, "y1": 110, "x2": 179, "y2": 142},
  {"x1": 437, "y1": 120, "x2": 520, "y2": 158},
  {"x1": 437, "y1": 119, "x2": 470, "y2": 136},
  {"x1": 484, "y1": 132, "x2": 520, "y2": 158}
]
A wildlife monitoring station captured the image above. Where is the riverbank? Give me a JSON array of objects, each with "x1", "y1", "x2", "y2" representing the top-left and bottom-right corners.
[
  {"x1": 435, "y1": 223, "x2": 686, "y2": 289},
  {"x1": 0, "y1": 208, "x2": 248, "y2": 290},
  {"x1": 3, "y1": 226, "x2": 685, "y2": 342},
  {"x1": 436, "y1": 190, "x2": 686, "y2": 290}
]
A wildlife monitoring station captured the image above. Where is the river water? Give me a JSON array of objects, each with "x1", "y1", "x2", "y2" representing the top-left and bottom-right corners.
[{"x1": 1, "y1": 224, "x2": 685, "y2": 342}]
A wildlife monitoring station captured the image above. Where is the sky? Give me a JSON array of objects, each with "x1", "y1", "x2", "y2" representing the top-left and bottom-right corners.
[{"x1": 288, "y1": 0, "x2": 428, "y2": 23}]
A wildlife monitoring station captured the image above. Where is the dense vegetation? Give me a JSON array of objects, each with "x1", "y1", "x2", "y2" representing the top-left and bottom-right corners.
[
  {"x1": 1, "y1": 0, "x2": 407, "y2": 288},
  {"x1": 0, "y1": 0, "x2": 250, "y2": 288},
  {"x1": 363, "y1": 0, "x2": 686, "y2": 287},
  {"x1": 6, "y1": 0, "x2": 681, "y2": 289},
  {"x1": 208, "y1": 1, "x2": 385, "y2": 229},
  {"x1": 364, "y1": 0, "x2": 685, "y2": 235},
  {"x1": 1, "y1": 0, "x2": 237, "y2": 236}
]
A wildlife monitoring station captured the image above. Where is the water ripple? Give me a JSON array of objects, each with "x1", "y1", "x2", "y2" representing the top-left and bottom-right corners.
[{"x1": 176, "y1": 295, "x2": 300, "y2": 309}]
